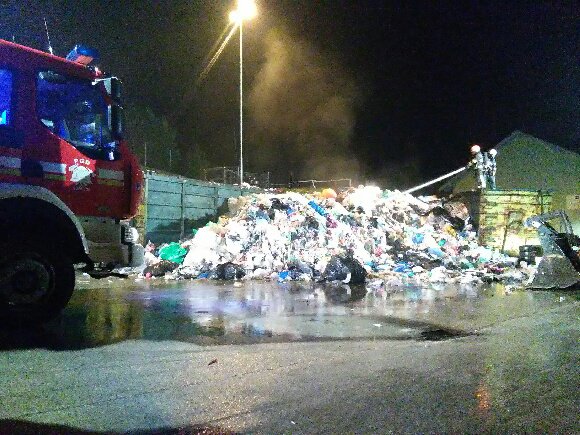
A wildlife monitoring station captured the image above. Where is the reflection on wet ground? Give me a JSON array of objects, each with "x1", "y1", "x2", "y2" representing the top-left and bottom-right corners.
[{"x1": 1, "y1": 276, "x2": 575, "y2": 350}]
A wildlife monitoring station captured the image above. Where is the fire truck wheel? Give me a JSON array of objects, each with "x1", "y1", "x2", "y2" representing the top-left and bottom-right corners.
[{"x1": 0, "y1": 239, "x2": 75, "y2": 324}]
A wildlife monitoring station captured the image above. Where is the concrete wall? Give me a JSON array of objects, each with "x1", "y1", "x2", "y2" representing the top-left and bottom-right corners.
[{"x1": 136, "y1": 172, "x2": 258, "y2": 245}]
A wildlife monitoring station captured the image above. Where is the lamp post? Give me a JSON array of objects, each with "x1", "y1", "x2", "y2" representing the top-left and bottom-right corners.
[{"x1": 229, "y1": 0, "x2": 257, "y2": 185}]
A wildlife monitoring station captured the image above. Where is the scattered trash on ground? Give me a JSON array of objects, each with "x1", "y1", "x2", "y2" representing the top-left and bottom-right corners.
[
  {"x1": 143, "y1": 260, "x2": 179, "y2": 278},
  {"x1": 140, "y1": 186, "x2": 535, "y2": 287}
]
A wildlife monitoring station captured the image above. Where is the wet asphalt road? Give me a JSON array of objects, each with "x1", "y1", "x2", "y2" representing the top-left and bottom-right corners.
[{"x1": 0, "y1": 276, "x2": 578, "y2": 433}]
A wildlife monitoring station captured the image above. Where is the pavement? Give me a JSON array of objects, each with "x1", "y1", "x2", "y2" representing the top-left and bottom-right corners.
[{"x1": 0, "y1": 277, "x2": 578, "y2": 434}]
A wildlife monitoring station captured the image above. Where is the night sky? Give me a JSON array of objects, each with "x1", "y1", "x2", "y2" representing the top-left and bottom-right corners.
[{"x1": 1, "y1": 1, "x2": 578, "y2": 187}]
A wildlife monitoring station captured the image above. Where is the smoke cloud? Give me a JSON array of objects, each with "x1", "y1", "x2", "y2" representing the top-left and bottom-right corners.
[{"x1": 248, "y1": 29, "x2": 362, "y2": 183}]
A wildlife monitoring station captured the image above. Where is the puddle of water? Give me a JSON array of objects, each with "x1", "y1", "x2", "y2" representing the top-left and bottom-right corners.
[
  {"x1": 419, "y1": 328, "x2": 470, "y2": 341},
  {"x1": 0, "y1": 277, "x2": 573, "y2": 350}
]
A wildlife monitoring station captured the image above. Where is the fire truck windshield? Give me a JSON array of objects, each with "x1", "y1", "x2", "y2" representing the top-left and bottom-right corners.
[{"x1": 36, "y1": 71, "x2": 118, "y2": 161}]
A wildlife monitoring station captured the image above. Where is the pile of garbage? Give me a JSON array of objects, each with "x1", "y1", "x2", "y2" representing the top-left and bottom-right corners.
[{"x1": 143, "y1": 186, "x2": 533, "y2": 286}]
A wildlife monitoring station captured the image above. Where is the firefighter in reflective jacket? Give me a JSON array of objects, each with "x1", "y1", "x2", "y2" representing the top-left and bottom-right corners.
[
  {"x1": 485, "y1": 148, "x2": 497, "y2": 190},
  {"x1": 468, "y1": 144, "x2": 487, "y2": 189}
]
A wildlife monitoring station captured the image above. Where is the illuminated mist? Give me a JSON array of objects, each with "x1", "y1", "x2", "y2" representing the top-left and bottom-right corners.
[{"x1": 248, "y1": 29, "x2": 362, "y2": 183}]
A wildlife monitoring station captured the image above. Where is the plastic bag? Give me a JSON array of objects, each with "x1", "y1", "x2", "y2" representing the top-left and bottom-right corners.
[
  {"x1": 158, "y1": 242, "x2": 188, "y2": 264},
  {"x1": 321, "y1": 188, "x2": 337, "y2": 199},
  {"x1": 308, "y1": 200, "x2": 327, "y2": 217},
  {"x1": 323, "y1": 254, "x2": 366, "y2": 284},
  {"x1": 210, "y1": 262, "x2": 246, "y2": 280}
]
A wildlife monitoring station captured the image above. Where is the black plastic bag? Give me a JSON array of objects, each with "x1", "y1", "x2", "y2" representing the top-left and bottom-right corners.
[
  {"x1": 210, "y1": 262, "x2": 246, "y2": 280},
  {"x1": 427, "y1": 205, "x2": 466, "y2": 231},
  {"x1": 323, "y1": 254, "x2": 366, "y2": 284},
  {"x1": 270, "y1": 198, "x2": 290, "y2": 211}
]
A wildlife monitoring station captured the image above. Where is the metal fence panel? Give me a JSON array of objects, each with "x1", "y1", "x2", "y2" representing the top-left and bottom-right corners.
[
  {"x1": 184, "y1": 183, "x2": 218, "y2": 196},
  {"x1": 147, "y1": 177, "x2": 183, "y2": 193},
  {"x1": 142, "y1": 171, "x2": 259, "y2": 244},
  {"x1": 183, "y1": 194, "x2": 215, "y2": 209},
  {"x1": 147, "y1": 190, "x2": 182, "y2": 207},
  {"x1": 147, "y1": 205, "x2": 183, "y2": 220}
]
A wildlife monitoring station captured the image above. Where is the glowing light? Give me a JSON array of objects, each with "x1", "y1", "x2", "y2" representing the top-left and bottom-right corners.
[
  {"x1": 229, "y1": 10, "x2": 240, "y2": 23},
  {"x1": 239, "y1": 0, "x2": 257, "y2": 19},
  {"x1": 229, "y1": 0, "x2": 257, "y2": 24}
]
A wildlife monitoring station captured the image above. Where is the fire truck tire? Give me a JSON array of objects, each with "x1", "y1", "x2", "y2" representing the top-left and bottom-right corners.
[{"x1": 0, "y1": 238, "x2": 75, "y2": 325}]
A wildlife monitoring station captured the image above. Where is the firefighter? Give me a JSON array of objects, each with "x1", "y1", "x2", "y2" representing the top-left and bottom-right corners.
[
  {"x1": 468, "y1": 144, "x2": 487, "y2": 189},
  {"x1": 485, "y1": 148, "x2": 498, "y2": 190}
]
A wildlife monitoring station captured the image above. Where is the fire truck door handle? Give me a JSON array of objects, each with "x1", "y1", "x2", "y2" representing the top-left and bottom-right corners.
[{"x1": 21, "y1": 160, "x2": 44, "y2": 178}]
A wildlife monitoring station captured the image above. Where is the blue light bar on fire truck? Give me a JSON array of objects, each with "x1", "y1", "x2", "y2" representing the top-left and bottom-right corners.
[{"x1": 65, "y1": 45, "x2": 99, "y2": 65}]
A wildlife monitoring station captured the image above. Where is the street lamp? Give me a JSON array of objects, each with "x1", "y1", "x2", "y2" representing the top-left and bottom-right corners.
[{"x1": 229, "y1": 0, "x2": 257, "y2": 185}]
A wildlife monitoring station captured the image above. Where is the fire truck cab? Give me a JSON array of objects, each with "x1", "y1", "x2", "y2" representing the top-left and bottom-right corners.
[{"x1": 0, "y1": 39, "x2": 144, "y2": 323}]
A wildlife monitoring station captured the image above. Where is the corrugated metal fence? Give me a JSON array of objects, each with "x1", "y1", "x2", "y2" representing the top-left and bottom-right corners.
[{"x1": 137, "y1": 171, "x2": 259, "y2": 245}]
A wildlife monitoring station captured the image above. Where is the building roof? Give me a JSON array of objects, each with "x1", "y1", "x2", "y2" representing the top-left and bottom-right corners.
[{"x1": 440, "y1": 131, "x2": 580, "y2": 194}]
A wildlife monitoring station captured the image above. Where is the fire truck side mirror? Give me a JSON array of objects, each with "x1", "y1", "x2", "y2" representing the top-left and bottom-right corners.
[{"x1": 108, "y1": 104, "x2": 123, "y2": 139}]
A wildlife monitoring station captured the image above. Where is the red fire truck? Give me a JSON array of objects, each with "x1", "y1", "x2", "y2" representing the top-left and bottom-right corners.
[{"x1": 0, "y1": 39, "x2": 144, "y2": 323}]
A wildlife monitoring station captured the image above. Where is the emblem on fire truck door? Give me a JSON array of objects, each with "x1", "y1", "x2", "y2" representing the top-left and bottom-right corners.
[{"x1": 69, "y1": 158, "x2": 94, "y2": 190}]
